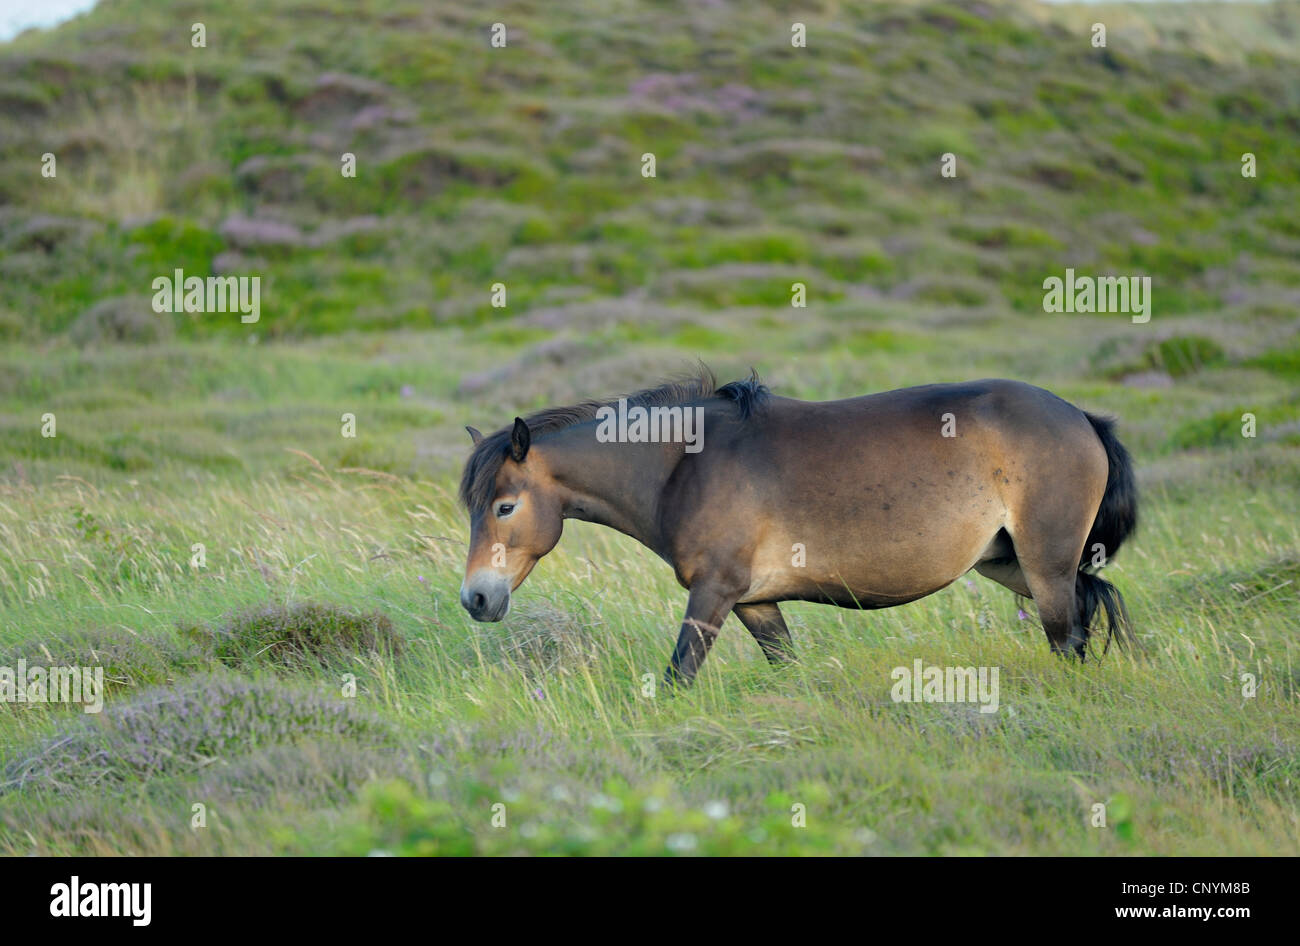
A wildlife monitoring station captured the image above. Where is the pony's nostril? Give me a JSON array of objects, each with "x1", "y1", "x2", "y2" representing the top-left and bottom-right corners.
[{"x1": 472, "y1": 592, "x2": 486, "y2": 612}]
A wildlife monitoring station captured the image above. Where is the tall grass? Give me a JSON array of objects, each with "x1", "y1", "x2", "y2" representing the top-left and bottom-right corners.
[{"x1": 0, "y1": 0, "x2": 1297, "y2": 854}]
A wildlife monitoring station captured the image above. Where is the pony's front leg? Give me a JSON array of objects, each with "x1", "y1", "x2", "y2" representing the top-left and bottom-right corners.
[{"x1": 664, "y1": 583, "x2": 742, "y2": 688}]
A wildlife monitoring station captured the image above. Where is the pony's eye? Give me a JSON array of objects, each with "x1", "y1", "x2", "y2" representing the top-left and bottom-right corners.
[{"x1": 496, "y1": 503, "x2": 516, "y2": 518}]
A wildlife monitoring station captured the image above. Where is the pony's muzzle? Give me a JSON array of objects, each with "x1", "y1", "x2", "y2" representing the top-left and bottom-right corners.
[{"x1": 460, "y1": 575, "x2": 510, "y2": 622}]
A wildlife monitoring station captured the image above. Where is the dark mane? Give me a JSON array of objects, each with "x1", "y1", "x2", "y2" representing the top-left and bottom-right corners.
[{"x1": 459, "y1": 366, "x2": 769, "y2": 514}]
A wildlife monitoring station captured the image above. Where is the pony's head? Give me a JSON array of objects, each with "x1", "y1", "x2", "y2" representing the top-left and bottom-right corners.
[
  {"x1": 457, "y1": 418, "x2": 563, "y2": 621},
  {"x1": 457, "y1": 367, "x2": 765, "y2": 622}
]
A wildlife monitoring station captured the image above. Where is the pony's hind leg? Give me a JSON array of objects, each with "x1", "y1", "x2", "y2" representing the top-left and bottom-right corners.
[
  {"x1": 733, "y1": 602, "x2": 795, "y2": 665},
  {"x1": 1000, "y1": 457, "x2": 1102, "y2": 658},
  {"x1": 976, "y1": 542, "x2": 1099, "y2": 657},
  {"x1": 1018, "y1": 561, "x2": 1088, "y2": 657},
  {"x1": 973, "y1": 549, "x2": 1082, "y2": 650},
  {"x1": 1002, "y1": 526, "x2": 1092, "y2": 657}
]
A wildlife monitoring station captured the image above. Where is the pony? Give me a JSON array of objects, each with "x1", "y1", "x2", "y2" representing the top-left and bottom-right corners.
[{"x1": 459, "y1": 369, "x2": 1136, "y2": 686}]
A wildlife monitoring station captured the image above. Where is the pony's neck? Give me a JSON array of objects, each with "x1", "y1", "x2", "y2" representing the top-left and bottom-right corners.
[{"x1": 538, "y1": 422, "x2": 683, "y2": 554}]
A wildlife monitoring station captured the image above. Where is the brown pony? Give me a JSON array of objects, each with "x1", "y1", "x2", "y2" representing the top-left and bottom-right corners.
[{"x1": 459, "y1": 369, "x2": 1137, "y2": 686}]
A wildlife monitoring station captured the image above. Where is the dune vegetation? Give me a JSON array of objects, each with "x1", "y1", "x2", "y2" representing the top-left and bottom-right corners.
[{"x1": 0, "y1": 0, "x2": 1297, "y2": 854}]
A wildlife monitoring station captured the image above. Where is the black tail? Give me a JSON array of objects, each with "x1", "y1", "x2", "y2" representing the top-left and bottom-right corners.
[
  {"x1": 1078, "y1": 412, "x2": 1138, "y2": 653},
  {"x1": 1076, "y1": 570, "x2": 1133, "y2": 655},
  {"x1": 1082, "y1": 413, "x2": 1138, "y2": 562}
]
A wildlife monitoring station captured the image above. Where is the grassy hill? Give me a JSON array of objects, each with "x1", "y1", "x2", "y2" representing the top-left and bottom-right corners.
[{"x1": 0, "y1": 0, "x2": 1297, "y2": 855}]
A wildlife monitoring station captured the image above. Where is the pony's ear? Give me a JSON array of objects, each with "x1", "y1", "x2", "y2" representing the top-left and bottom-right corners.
[
  {"x1": 510, "y1": 417, "x2": 531, "y2": 462},
  {"x1": 465, "y1": 425, "x2": 484, "y2": 445}
]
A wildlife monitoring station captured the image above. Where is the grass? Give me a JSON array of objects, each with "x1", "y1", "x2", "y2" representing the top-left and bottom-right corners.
[
  {"x1": 0, "y1": 0, "x2": 1297, "y2": 855},
  {"x1": 0, "y1": 433, "x2": 1296, "y2": 854}
]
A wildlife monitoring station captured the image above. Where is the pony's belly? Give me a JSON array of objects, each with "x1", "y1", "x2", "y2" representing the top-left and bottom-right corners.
[
  {"x1": 806, "y1": 584, "x2": 946, "y2": 610},
  {"x1": 740, "y1": 513, "x2": 1002, "y2": 605},
  {"x1": 740, "y1": 567, "x2": 958, "y2": 608}
]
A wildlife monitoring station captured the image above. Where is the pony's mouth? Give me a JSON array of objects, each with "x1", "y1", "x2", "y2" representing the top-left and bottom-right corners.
[
  {"x1": 468, "y1": 599, "x2": 509, "y2": 622},
  {"x1": 460, "y1": 582, "x2": 511, "y2": 622}
]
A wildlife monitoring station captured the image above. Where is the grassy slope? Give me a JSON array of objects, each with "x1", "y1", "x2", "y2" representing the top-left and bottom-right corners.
[{"x1": 0, "y1": 0, "x2": 1297, "y2": 854}]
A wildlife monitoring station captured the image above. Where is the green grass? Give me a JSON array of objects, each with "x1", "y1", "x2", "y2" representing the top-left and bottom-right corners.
[
  {"x1": 2, "y1": 0, "x2": 1299, "y2": 339},
  {"x1": 0, "y1": 323, "x2": 1296, "y2": 855},
  {"x1": 0, "y1": 0, "x2": 1298, "y2": 855}
]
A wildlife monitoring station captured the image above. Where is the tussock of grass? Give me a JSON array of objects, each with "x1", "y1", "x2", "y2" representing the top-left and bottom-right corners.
[
  {"x1": 1219, "y1": 555, "x2": 1300, "y2": 602},
  {"x1": 1152, "y1": 336, "x2": 1227, "y2": 378},
  {"x1": 183, "y1": 601, "x2": 402, "y2": 670},
  {"x1": 1169, "y1": 394, "x2": 1300, "y2": 449},
  {"x1": 483, "y1": 601, "x2": 600, "y2": 677},
  {"x1": 2, "y1": 674, "x2": 395, "y2": 796},
  {"x1": 33, "y1": 623, "x2": 206, "y2": 693},
  {"x1": 68, "y1": 295, "x2": 174, "y2": 346},
  {"x1": 1091, "y1": 333, "x2": 1228, "y2": 380}
]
